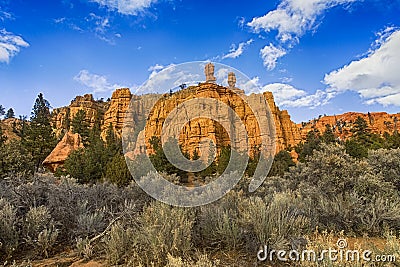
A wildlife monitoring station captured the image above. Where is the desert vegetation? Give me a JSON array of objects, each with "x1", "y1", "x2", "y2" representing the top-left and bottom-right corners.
[
  {"x1": 1, "y1": 96, "x2": 400, "y2": 266},
  {"x1": 1, "y1": 146, "x2": 400, "y2": 265}
]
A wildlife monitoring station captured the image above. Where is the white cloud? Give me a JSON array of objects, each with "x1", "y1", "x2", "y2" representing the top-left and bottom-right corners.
[
  {"x1": 0, "y1": 10, "x2": 12, "y2": 21},
  {"x1": 260, "y1": 43, "x2": 286, "y2": 70},
  {"x1": 261, "y1": 83, "x2": 334, "y2": 108},
  {"x1": 262, "y1": 83, "x2": 306, "y2": 103},
  {"x1": 248, "y1": 0, "x2": 358, "y2": 71},
  {"x1": 324, "y1": 28, "x2": 400, "y2": 106},
  {"x1": 248, "y1": 0, "x2": 357, "y2": 42},
  {"x1": 90, "y1": 0, "x2": 158, "y2": 15},
  {"x1": 148, "y1": 63, "x2": 175, "y2": 80},
  {"x1": 54, "y1": 17, "x2": 66, "y2": 24},
  {"x1": 0, "y1": 29, "x2": 29, "y2": 63},
  {"x1": 222, "y1": 39, "x2": 253, "y2": 59},
  {"x1": 88, "y1": 13, "x2": 110, "y2": 34},
  {"x1": 74, "y1": 69, "x2": 126, "y2": 93},
  {"x1": 214, "y1": 68, "x2": 230, "y2": 86},
  {"x1": 280, "y1": 90, "x2": 334, "y2": 108}
]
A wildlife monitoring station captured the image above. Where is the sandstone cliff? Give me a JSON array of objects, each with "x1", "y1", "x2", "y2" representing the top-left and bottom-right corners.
[
  {"x1": 101, "y1": 88, "x2": 132, "y2": 139},
  {"x1": 263, "y1": 92, "x2": 302, "y2": 151},
  {"x1": 51, "y1": 94, "x2": 109, "y2": 138},
  {"x1": 49, "y1": 85, "x2": 303, "y2": 164},
  {"x1": 299, "y1": 112, "x2": 400, "y2": 140},
  {"x1": 100, "y1": 89, "x2": 159, "y2": 140},
  {"x1": 140, "y1": 83, "x2": 302, "y2": 157},
  {"x1": 0, "y1": 118, "x2": 20, "y2": 142}
]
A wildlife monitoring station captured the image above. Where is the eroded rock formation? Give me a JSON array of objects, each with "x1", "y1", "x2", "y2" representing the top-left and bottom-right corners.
[
  {"x1": 101, "y1": 88, "x2": 132, "y2": 139},
  {"x1": 43, "y1": 131, "x2": 84, "y2": 172},
  {"x1": 51, "y1": 94, "x2": 108, "y2": 137},
  {"x1": 138, "y1": 83, "x2": 302, "y2": 157},
  {"x1": 299, "y1": 112, "x2": 400, "y2": 140},
  {"x1": 0, "y1": 118, "x2": 20, "y2": 141}
]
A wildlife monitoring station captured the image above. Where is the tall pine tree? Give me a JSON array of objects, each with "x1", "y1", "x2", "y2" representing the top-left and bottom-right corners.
[
  {"x1": 71, "y1": 109, "x2": 90, "y2": 144},
  {"x1": 23, "y1": 93, "x2": 57, "y2": 172}
]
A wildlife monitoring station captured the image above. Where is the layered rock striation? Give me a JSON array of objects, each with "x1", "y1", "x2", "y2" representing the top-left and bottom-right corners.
[
  {"x1": 299, "y1": 112, "x2": 400, "y2": 140},
  {"x1": 51, "y1": 94, "x2": 109, "y2": 137},
  {"x1": 140, "y1": 83, "x2": 302, "y2": 157}
]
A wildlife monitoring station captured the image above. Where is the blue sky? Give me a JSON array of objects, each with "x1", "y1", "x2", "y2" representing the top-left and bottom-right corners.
[{"x1": 0, "y1": 0, "x2": 400, "y2": 122}]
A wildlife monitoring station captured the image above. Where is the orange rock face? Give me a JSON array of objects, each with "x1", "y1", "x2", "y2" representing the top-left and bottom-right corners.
[
  {"x1": 51, "y1": 94, "x2": 108, "y2": 138},
  {"x1": 101, "y1": 88, "x2": 132, "y2": 139},
  {"x1": 43, "y1": 131, "x2": 84, "y2": 172},
  {"x1": 140, "y1": 83, "x2": 302, "y2": 157},
  {"x1": 0, "y1": 118, "x2": 21, "y2": 142},
  {"x1": 298, "y1": 112, "x2": 400, "y2": 140},
  {"x1": 263, "y1": 92, "x2": 302, "y2": 152},
  {"x1": 50, "y1": 86, "x2": 302, "y2": 159}
]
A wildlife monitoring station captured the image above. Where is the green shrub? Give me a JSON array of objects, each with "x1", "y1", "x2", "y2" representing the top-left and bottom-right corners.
[
  {"x1": 23, "y1": 206, "x2": 52, "y2": 246},
  {"x1": 103, "y1": 222, "x2": 135, "y2": 265},
  {"x1": 36, "y1": 223, "x2": 58, "y2": 258},
  {"x1": 0, "y1": 198, "x2": 18, "y2": 259},
  {"x1": 239, "y1": 192, "x2": 311, "y2": 251},
  {"x1": 138, "y1": 201, "x2": 195, "y2": 266},
  {"x1": 368, "y1": 148, "x2": 400, "y2": 191},
  {"x1": 103, "y1": 154, "x2": 132, "y2": 187},
  {"x1": 196, "y1": 191, "x2": 242, "y2": 250},
  {"x1": 165, "y1": 253, "x2": 220, "y2": 267}
]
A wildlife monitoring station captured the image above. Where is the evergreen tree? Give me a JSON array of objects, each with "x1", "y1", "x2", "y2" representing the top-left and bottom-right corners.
[
  {"x1": 216, "y1": 145, "x2": 231, "y2": 175},
  {"x1": 199, "y1": 140, "x2": 217, "y2": 178},
  {"x1": 0, "y1": 105, "x2": 4, "y2": 117},
  {"x1": 71, "y1": 109, "x2": 89, "y2": 144},
  {"x1": 148, "y1": 136, "x2": 188, "y2": 181},
  {"x1": 321, "y1": 124, "x2": 336, "y2": 144},
  {"x1": 384, "y1": 131, "x2": 400, "y2": 149},
  {"x1": 4, "y1": 108, "x2": 15, "y2": 119},
  {"x1": 268, "y1": 150, "x2": 296, "y2": 177},
  {"x1": 245, "y1": 145, "x2": 260, "y2": 177},
  {"x1": 103, "y1": 154, "x2": 132, "y2": 187},
  {"x1": 0, "y1": 140, "x2": 34, "y2": 177},
  {"x1": 105, "y1": 123, "x2": 122, "y2": 156},
  {"x1": 15, "y1": 115, "x2": 28, "y2": 138},
  {"x1": 63, "y1": 108, "x2": 71, "y2": 133},
  {"x1": 23, "y1": 93, "x2": 57, "y2": 171},
  {"x1": 352, "y1": 116, "x2": 368, "y2": 136},
  {"x1": 295, "y1": 129, "x2": 321, "y2": 162},
  {"x1": 64, "y1": 124, "x2": 107, "y2": 183},
  {"x1": 0, "y1": 125, "x2": 6, "y2": 146},
  {"x1": 345, "y1": 116, "x2": 384, "y2": 158},
  {"x1": 345, "y1": 139, "x2": 368, "y2": 159}
]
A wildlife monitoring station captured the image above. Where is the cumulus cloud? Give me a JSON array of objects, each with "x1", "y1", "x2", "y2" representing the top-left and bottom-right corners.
[
  {"x1": 248, "y1": 0, "x2": 357, "y2": 42},
  {"x1": 138, "y1": 63, "x2": 202, "y2": 94},
  {"x1": 222, "y1": 39, "x2": 253, "y2": 59},
  {"x1": 0, "y1": 29, "x2": 29, "y2": 63},
  {"x1": 260, "y1": 43, "x2": 286, "y2": 70},
  {"x1": 148, "y1": 63, "x2": 172, "y2": 79},
  {"x1": 74, "y1": 69, "x2": 126, "y2": 93},
  {"x1": 261, "y1": 83, "x2": 332, "y2": 108},
  {"x1": 262, "y1": 83, "x2": 306, "y2": 102},
  {"x1": 324, "y1": 28, "x2": 400, "y2": 106},
  {"x1": 89, "y1": 0, "x2": 158, "y2": 15},
  {"x1": 248, "y1": 0, "x2": 358, "y2": 71}
]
